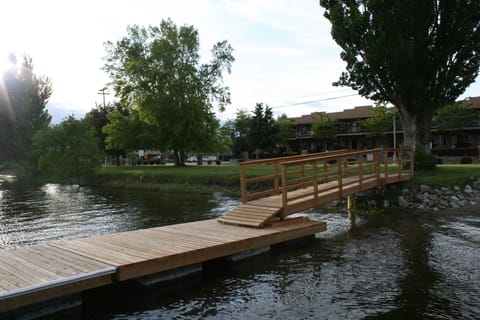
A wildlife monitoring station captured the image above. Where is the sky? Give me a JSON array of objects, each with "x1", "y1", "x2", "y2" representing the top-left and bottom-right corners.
[{"x1": 1, "y1": 0, "x2": 480, "y2": 124}]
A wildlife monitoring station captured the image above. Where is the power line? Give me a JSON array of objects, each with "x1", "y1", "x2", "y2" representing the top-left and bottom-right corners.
[
  {"x1": 271, "y1": 93, "x2": 358, "y2": 109},
  {"x1": 220, "y1": 92, "x2": 361, "y2": 117}
]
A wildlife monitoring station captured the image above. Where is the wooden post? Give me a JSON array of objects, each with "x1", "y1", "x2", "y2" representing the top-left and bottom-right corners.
[
  {"x1": 337, "y1": 158, "x2": 343, "y2": 199},
  {"x1": 323, "y1": 161, "x2": 328, "y2": 183},
  {"x1": 384, "y1": 149, "x2": 389, "y2": 182},
  {"x1": 374, "y1": 151, "x2": 381, "y2": 186},
  {"x1": 347, "y1": 195, "x2": 356, "y2": 212},
  {"x1": 313, "y1": 161, "x2": 318, "y2": 201},
  {"x1": 274, "y1": 162, "x2": 279, "y2": 194},
  {"x1": 240, "y1": 165, "x2": 247, "y2": 203},
  {"x1": 398, "y1": 149, "x2": 403, "y2": 178},
  {"x1": 410, "y1": 149, "x2": 415, "y2": 177},
  {"x1": 359, "y1": 154, "x2": 364, "y2": 191},
  {"x1": 281, "y1": 164, "x2": 288, "y2": 212}
]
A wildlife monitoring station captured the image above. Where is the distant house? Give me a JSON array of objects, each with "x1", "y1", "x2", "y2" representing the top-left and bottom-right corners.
[
  {"x1": 288, "y1": 97, "x2": 480, "y2": 163},
  {"x1": 431, "y1": 96, "x2": 480, "y2": 163}
]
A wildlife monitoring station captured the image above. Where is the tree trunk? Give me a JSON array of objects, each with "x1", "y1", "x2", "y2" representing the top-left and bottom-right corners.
[
  {"x1": 396, "y1": 103, "x2": 433, "y2": 154},
  {"x1": 173, "y1": 148, "x2": 180, "y2": 166}
]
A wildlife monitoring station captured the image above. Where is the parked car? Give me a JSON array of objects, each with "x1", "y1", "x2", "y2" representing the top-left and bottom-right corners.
[{"x1": 138, "y1": 155, "x2": 163, "y2": 165}]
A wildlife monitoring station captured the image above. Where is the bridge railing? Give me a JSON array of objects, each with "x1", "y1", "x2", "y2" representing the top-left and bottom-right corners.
[
  {"x1": 238, "y1": 150, "x2": 347, "y2": 203},
  {"x1": 239, "y1": 148, "x2": 414, "y2": 212},
  {"x1": 279, "y1": 149, "x2": 381, "y2": 215},
  {"x1": 383, "y1": 148, "x2": 415, "y2": 180}
]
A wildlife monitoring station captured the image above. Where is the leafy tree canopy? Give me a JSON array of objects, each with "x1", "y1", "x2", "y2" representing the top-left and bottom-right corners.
[
  {"x1": 0, "y1": 54, "x2": 51, "y2": 165},
  {"x1": 103, "y1": 19, "x2": 234, "y2": 165},
  {"x1": 276, "y1": 114, "x2": 294, "y2": 154},
  {"x1": 320, "y1": 0, "x2": 480, "y2": 152},
  {"x1": 361, "y1": 103, "x2": 392, "y2": 146},
  {"x1": 312, "y1": 113, "x2": 337, "y2": 151},
  {"x1": 33, "y1": 116, "x2": 102, "y2": 184},
  {"x1": 250, "y1": 103, "x2": 278, "y2": 158},
  {"x1": 433, "y1": 102, "x2": 478, "y2": 133}
]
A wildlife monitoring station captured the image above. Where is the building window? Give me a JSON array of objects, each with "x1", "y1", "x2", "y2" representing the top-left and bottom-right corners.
[{"x1": 452, "y1": 135, "x2": 458, "y2": 147}]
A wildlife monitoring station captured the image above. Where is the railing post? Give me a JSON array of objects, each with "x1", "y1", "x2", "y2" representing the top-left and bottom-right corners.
[
  {"x1": 337, "y1": 157, "x2": 343, "y2": 199},
  {"x1": 281, "y1": 164, "x2": 288, "y2": 212},
  {"x1": 313, "y1": 161, "x2": 318, "y2": 201},
  {"x1": 374, "y1": 150, "x2": 381, "y2": 186},
  {"x1": 359, "y1": 154, "x2": 364, "y2": 191},
  {"x1": 323, "y1": 161, "x2": 328, "y2": 183},
  {"x1": 398, "y1": 149, "x2": 403, "y2": 178},
  {"x1": 410, "y1": 148, "x2": 415, "y2": 177},
  {"x1": 274, "y1": 161, "x2": 279, "y2": 194},
  {"x1": 240, "y1": 165, "x2": 247, "y2": 203},
  {"x1": 384, "y1": 149, "x2": 389, "y2": 181}
]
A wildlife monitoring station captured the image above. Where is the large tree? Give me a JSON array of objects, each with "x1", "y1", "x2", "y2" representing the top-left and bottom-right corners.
[
  {"x1": 103, "y1": 19, "x2": 234, "y2": 165},
  {"x1": 250, "y1": 103, "x2": 278, "y2": 159},
  {"x1": 33, "y1": 116, "x2": 102, "y2": 184},
  {"x1": 84, "y1": 102, "x2": 129, "y2": 166},
  {"x1": 0, "y1": 54, "x2": 52, "y2": 165},
  {"x1": 320, "y1": 0, "x2": 480, "y2": 152}
]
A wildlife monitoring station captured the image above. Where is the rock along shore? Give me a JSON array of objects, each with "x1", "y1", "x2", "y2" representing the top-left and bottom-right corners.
[{"x1": 394, "y1": 178, "x2": 480, "y2": 211}]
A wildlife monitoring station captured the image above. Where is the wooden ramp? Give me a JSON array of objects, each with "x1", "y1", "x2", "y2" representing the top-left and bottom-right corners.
[
  {"x1": 217, "y1": 204, "x2": 281, "y2": 227},
  {"x1": 0, "y1": 218, "x2": 326, "y2": 314},
  {"x1": 219, "y1": 148, "x2": 413, "y2": 228}
]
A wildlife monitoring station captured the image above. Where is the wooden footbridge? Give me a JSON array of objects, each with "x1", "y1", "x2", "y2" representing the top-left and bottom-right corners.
[
  {"x1": 219, "y1": 148, "x2": 414, "y2": 227},
  {"x1": 0, "y1": 148, "x2": 412, "y2": 317}
]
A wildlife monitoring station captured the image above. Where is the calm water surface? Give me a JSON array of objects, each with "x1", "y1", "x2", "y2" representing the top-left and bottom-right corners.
[{"x1": 0, "y1": 175, "x2": 479, "y2": 319}]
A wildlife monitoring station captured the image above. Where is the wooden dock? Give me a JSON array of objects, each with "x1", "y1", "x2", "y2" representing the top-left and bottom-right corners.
[
  {"x1": 0, "y1": 148, "x2": 413, "y2": 317},
  {"x1": 0, "y1": 218, "x2": 326, "y2": 314}
]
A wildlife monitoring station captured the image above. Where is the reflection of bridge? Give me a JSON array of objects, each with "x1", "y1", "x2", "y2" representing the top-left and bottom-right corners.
[{"x1": 219, "y1": 148, "x2": 414, "y2": 228}]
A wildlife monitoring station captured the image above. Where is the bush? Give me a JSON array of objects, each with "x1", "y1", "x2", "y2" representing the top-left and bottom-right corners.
[{"x1": 414, "y1": 149, "x2": 437, "y2": 171}]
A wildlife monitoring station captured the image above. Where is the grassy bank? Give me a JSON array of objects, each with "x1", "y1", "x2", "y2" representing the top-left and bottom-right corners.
[
  {"x1": 96, "y1": 164, "x2": 480, "y2": 194},
  {"x1": 410, "y1": 164, "x2": 480, "y2": 187}
]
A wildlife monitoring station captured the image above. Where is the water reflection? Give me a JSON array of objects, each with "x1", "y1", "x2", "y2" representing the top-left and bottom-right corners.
[
  {"x1": 1, "y1": 177, "x2": 479, "y2": 319},
  {"x1": 0, "y1": 179, "x2": 239, "y2": 250}
]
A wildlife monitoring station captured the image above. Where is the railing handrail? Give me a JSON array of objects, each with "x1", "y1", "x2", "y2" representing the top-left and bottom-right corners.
[
  {"x1": 280, "y1": 149, "x2": 379, "y2": 167},
  {"x1": 238, "y1": 149, "x2": 348, "y2": 167}
]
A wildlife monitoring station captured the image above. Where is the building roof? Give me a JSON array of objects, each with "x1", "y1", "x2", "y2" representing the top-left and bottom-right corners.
[
  {"x1": 461, "y1": 96, "x2": 480, "y2": 110},
  {"x1": 292, "y1": 105, "x2": 374, "y2": 125},
  {"x1": 292, "y1": 96, "x2": 480, "y2": 126}
]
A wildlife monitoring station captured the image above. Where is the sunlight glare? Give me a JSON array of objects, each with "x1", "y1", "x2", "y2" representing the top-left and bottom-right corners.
[{"x1": 0, "y1": 53, "x2": 15, "y2": 122}]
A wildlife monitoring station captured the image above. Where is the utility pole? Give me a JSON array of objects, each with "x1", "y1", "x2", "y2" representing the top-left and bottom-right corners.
[{"x1": 97, "y1": 87, "x2": 110, "y2": 107}]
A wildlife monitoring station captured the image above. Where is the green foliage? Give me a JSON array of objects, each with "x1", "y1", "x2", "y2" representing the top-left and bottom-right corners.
[
  {"x1": 276, "y1": 114, "x2": 294, "y2": 154},
  {"x1": 229, "y1": 109, "x2": 252, "y2": 157},
  {"x1": 0, "y1": 54, "x2": 52, "y2": 165},
  {"x1": 103, "y1": 19, "x2": 234, "y2": 165},
  {"x1": 250, "y1": 103, "x2": 278, "y2": 158},
  {"x1": 433, "y1": 102, "x2": 478, "y2": 133},
  {"x1": 414, "y1": 148, "x2": 437, "y2": 171},
  {"x1": 84, "y1": 102, "x2": 129, "y2": 164},
  {"x1": 320, "y1": 0, "x2": 480, "y2": 151},
  {"x1": 412, "y1": 164, "x2": 480, "y2": 187},
  {"x1": 312, "y1": 113, "x2": 337, "y2": 150},
  {"x1": 33, "y1": 116, "x2": 102, "y2": 184},
  {"x1": 360, "y1": 104, "x2": 392, "y2": 146},
  {"x1": 225, "y1": 105, "x2": 280, "y2": 159}
]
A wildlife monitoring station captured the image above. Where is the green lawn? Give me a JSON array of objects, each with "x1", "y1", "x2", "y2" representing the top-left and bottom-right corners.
[
  {"x1": 97, "y1": 163, "x2": 480, "y2": 190},
  {"x1": 411, "y1": 164, "x2": 480, "y2": 187}
]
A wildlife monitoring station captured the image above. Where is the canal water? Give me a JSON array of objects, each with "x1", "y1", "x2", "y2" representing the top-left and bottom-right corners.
[{"x1": 1, "y1": 175, "x2": 479, "y2": 319}]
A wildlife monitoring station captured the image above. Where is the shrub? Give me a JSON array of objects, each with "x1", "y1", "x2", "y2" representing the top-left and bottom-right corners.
[{"x1": 414, "y1": 149, "x2": 437, "y2": 171}]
